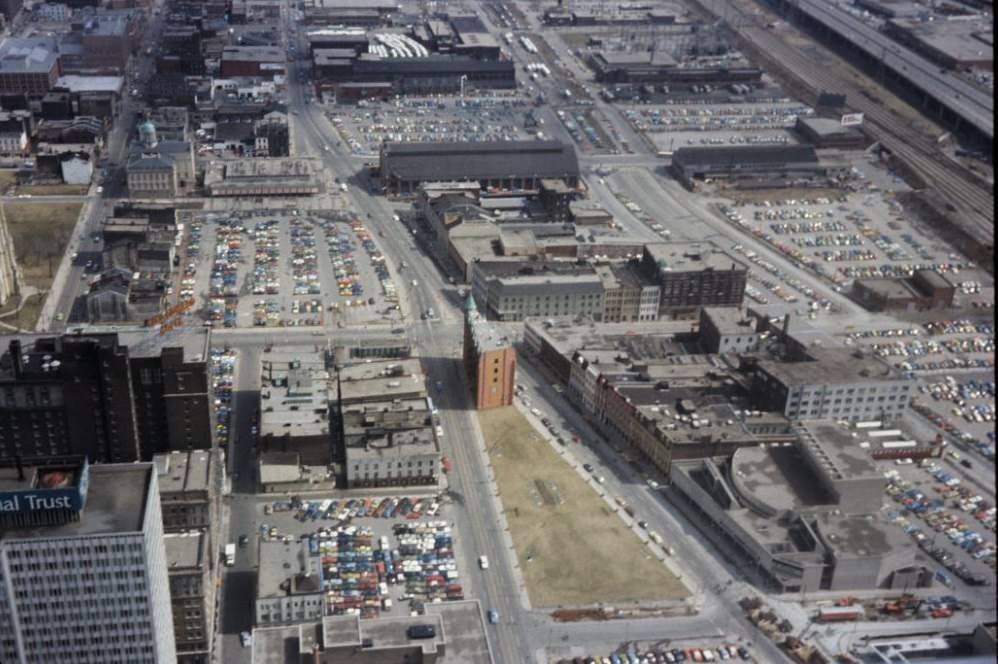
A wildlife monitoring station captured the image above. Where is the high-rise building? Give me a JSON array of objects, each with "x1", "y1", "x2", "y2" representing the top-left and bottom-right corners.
[
  {"x1": 0, "y1": 460, "x2": 176, "y2": 663},
  {"x1": 462, "y1": 293, "x2": 515, "y2": 410},
  {"x1": 0, "y1": 329, "x2": 212, "y2": 465}
]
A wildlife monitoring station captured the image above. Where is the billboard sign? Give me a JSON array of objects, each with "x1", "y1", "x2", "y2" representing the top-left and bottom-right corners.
[
  {"x1": 0, "y1": 462, "x2": 89, "y2": 514},
  {"x1": 841, "y1": 113, "x2": 864, "y2": 127}
]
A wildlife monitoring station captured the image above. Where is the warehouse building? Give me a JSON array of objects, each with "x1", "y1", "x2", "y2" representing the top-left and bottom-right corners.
[
  {"x1": 668, "y1": 421, "x2": 928, "y2": 594},
  {"x1": 380, "y1": 140, "x2": 579, "y2": 196},
  {"x1": 751, "y1": 348, "x2": 913, "y2": 422},
  {"x1": 852, "y1": 268, "x2": 956, "y2": 312},
  {"x1": 349, "y1": 54, "x2": 515, "y2": 94},
  {"x1": 670, "y1": 145, "x2": 848, "y2": 189},
  {"x1": 204, "y1": 159, "x2": 323, "y2": 196},
  {"x1": 794, "y1": 116, "x2": 868, "y2": 150},
  {"x1": 589, "y1": 49, "x2": 762, "y2": 84},
  {"x1": 884, "y1": 17, "x2": 993, "y2": 70}
]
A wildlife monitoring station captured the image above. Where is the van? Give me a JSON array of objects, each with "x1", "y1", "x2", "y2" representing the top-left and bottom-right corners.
[{"x1": 406, "y1": 624, "x2": 436, "y2": 639}]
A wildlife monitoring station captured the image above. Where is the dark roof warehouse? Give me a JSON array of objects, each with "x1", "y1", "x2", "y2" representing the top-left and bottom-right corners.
[{"x1": 379, "y1": 140, "x2": 580, "y2": 195}]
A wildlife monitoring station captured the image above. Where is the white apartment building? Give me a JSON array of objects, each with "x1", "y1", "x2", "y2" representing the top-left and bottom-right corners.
[{"x1": 0, "y1": 462, "x2": 176, "y2": 664}]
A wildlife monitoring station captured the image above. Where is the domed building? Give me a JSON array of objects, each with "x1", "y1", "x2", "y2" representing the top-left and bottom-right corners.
[{"x1": 126, "y1": 117, "x2": 194, "y2": 198}]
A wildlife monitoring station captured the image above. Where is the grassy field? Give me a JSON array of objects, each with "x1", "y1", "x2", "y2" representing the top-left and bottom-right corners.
[
  {"x1": 0, "y1": 292, "x2": 45, "y2": 330},
  {"x1": 479, "y1": 407, "x2": 688, "y2": 608},
  {"x1": 2, "y1": 201, "x2": 82, "y2": 328}
]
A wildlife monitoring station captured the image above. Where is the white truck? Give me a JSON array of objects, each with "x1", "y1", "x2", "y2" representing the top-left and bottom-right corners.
[{"x1": 224, "y1": 543, "x2": 236, "y2": 567}]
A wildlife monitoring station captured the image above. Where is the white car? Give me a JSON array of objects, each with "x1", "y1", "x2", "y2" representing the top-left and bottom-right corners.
[
  {"x1": 239, "y1": 632, "x2": 252, "y2": 648},
  {"x1": 478, "y1": 555, "x2": 489, "y2": 570},
  {"x1": 647, "y1": 479, "x2": 660, "y2": 490}
]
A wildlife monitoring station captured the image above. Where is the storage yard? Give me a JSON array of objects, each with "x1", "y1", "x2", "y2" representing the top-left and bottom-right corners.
[{"x1": 479, "y1": 406, "x2": 688, "y2": 607}]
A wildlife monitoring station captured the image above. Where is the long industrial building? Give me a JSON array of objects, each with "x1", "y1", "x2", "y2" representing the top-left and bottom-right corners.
[
  {"x1": 379, "y1": 140, "x2": 580, "y2": 196},
  {"x1": 774, "y1": 0, "x2": 993, "y2": 142}
]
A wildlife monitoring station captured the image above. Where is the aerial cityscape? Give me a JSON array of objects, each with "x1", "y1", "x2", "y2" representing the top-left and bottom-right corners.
[{"x1": 0, "y1": 0, "x2": 992, "y2": 661}]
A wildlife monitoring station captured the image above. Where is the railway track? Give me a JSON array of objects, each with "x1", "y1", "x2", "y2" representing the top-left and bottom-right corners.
[{"x1": 693, "y1": 0, "x2": 994, "y2": 248}]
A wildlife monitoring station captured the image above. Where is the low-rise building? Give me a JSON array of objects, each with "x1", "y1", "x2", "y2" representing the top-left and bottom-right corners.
[
  {"x1": 154, "y1": 450, "x2": 218, "y2": 533},
  {"x1": 164, "y1": 530, "x2": 216, "y2": 664},
  {"x1": 668, "y1": 420, "x2": 928, "y2": 594},
  {"x1": 639, "y1": 243, "x2": 747, "y2": 315},
  {"x1": 251, "y1": 600, "x2": 494, "y2": 664},
  {"x1": 751, "y1": 348, "x2": 913, "y2": 422},
  {"x1": 470, "y1": 260, "x2": 605, "y2": 322},
  {"x1": 334, "y1": 358, "x2": 439, "y2": 488},
  {"x1": 259, "y1": 351, "x2": 331, "y2": 467},
  {"x1": 380, "y1": 140, "x2": 578, "y2": 197},
  {"x1": 698, "y1": 306, "x2": 760, "y2": 354},
  {"x1": 126, "y1": 120, "x2": 195, "y2": 198},
  {"x1": 851, "y1": 269, "x2": 955, "y2": 312},
  {"x1": 204, "y1": 158, "x2": 322, "y2": 196},
  {"x1": 671, "y1": 144, "x2": 849, "y2": 189},
  {"x1": 0, "y1": 37, "x2": 61, "y2": 94}
]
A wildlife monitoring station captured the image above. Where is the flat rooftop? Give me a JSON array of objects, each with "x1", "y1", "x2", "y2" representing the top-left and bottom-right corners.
[
  {"x1": 82, "y1": 325, "x2": 211, "y2": 362},
  {"x1": 1, "y1": 465, "x2": 150, "y2": 540},
  {"x1": 732, "y1": 444, "x2": 833, "y2": 513},
  {"x1": 816, "y1": 510, "x2": 913, "y2": 558},
  {"x1": 164, "y1": 530, "x2": 206, "y2": 570},
  {"x1": 154, "y1": 450, "x2": 213, "y2": 495},
  {"x1": 55, "y1": 75, "x2": 124, "y2": 93},
  {"x1": 252, "y1": 600, "x2": 492, "y2": 664},
  {"x1": 381, "y1": 140, "x2": 579, "y2": 182},
  {"x1": 334, "y1": 359, "x2": 426, "y2": 403},
  {"x1": 797, "y1": 420, "x2": 881, "y2": 481},
  {"x1": 757, "y1": 348, "x2": 903, "y2": 385},
  {"x1": 347, "y1": 428, "x2": 438, "y2": 461},
  {"x1": 257, "y1": 540, "x2": 312, "y2": 599},
  {"x1": 644, "y1": 243, "x2": 746, "y2": 274}
]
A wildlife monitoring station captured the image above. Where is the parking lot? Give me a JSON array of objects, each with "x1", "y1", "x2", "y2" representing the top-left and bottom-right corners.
[
  {"x1": 911, "y1": 371, "x2": 995, "y2": 462},
  {"x1": 551, "y1": 642, "x2": 757, "y2": 663},
  {"x1": 176, "y1": 210, "x2": 401, "y2": 329},
  {"x1": 843, "y1": 320, "x2": 995, "y2": 378},
  {"x1": 883, "y1": 456, "x2": 995, "y2": 588},
  {"x1": 211, "y1": 346, "x2": 236, "y2": 447},
  {"x1": 621, "y1": 100, "x2": 810, "y2": 152},
  {"x1": 327, "y1": 95, "x2": 536, "y2": 155},
  {"x1": 251, "y1": 494, "x2": 463, "y2": 618},
  {"x1": 718, "y1": 189, "x2": 994, "y2": 302}
]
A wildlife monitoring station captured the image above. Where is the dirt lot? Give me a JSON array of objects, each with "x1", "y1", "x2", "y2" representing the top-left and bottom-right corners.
[
  {"x1": 15, "y1": 183, "x2": 89, "y2": 196},
  {"x1": 479, "y1": 407, "x2": 688, "y2": 608},
  {"x1": 3, "y1": 201, "x2": 81, "y2": 298},
  {"x1": 720, "y1": 187, "x2": 845, "y2": 204}
]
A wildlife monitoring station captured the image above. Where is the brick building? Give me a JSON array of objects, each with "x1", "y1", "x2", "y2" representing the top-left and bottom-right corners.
[{"x1": 463, "y1": 293, "x2": 516, "y2": 410}]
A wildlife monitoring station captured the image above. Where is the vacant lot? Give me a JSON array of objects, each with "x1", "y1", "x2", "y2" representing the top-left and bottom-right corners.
[
  {"x1": 479, "y1": 407, "x2": 688, "y2": 607},
  {"x1": 1, "y1": 201, "x2": 81, "y2": 327}
]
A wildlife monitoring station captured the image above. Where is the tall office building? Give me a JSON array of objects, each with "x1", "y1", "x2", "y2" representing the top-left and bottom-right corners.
[
  {"x1": 462, "y1": 293, "x2": 516, "y2": 410},
  {"x1": 0, "y1": 329, "x2": 212, "y2": 465},
  {"x1": 0, "y1": 460, "x2": 176, "y2": 663}
]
